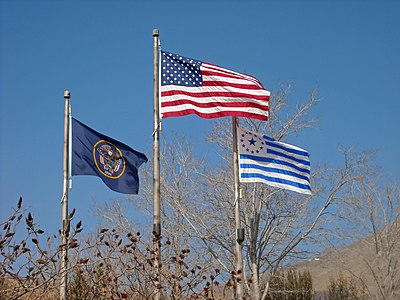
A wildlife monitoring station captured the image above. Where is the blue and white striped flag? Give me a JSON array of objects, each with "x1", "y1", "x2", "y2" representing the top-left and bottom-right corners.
[{"x1": 238, "y1": 127, "x2": 311, "y2": 195}]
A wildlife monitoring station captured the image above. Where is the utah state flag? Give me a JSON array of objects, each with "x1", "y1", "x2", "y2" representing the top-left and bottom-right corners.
[{"x1": 71, "y1": 118, "x2": 148, "y2": 194}]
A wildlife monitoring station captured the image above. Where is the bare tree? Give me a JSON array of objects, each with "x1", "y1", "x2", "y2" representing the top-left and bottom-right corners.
[
  {"x1": 91, "y1": 84, "x2": 391, "y2": 300},
  {"x1": 196, "y1": 86, "x2": 372, "y2": 300},
  {"x1": 115, "y1": 84, "x2": 375, "y2": 300}
]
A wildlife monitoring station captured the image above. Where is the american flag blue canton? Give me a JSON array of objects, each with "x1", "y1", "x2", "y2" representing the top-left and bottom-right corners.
[
  {"x1": 238, "y1": 127, "x2": 312, "y2": 195},
  {"x1": 161, "y1": 52, "x2": 203, "y2": 87}
]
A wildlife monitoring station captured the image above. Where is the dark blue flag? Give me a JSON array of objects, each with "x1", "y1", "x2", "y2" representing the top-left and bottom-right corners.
[{"x1": 71, "y1": 118, "x2": 148, "y2": 194}]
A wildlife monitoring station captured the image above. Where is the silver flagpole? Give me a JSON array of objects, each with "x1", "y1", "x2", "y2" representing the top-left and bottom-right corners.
[
  {"x1": 152, "y1": 29, "x2": 162, "y2": 300},
  {"x1": 233, "y1": 116, "x2": 244, "y2": 299},
  {"x1": 60, "y1": 90, "x2": 71, "y2": 300}
]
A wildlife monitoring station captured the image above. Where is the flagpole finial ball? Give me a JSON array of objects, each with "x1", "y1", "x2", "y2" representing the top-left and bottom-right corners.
[
  {"x1": 152, "y1": 29, "x2": 159, "y2": 37},
  {"x1": 64, "y1": 90, "x2": 71, "y2": 99}
]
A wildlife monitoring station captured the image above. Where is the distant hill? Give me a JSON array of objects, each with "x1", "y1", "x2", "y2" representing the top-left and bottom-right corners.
[{"x1": 294, "y1": 234, "x2": 400, "y2": 299}]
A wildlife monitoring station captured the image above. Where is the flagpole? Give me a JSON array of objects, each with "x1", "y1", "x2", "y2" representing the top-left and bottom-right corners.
[
  {"x1": 152, "y1": 28, "x2": 162, "y2": 300},
  {"x1": 60, "y1": 90, "x2": 71, "y2": 300},
  {"x1": 233, "y1": 116, "x2": 244, "y2": 299}
]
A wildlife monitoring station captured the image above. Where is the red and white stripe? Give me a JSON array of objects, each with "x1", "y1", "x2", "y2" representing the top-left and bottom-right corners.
[{"x1": 160, "y1": 62, "x2": 270, "y2": 121}]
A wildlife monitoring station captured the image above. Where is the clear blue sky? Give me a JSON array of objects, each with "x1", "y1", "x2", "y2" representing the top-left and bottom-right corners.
[{"x1": 1, "y1": 0, "x2": 399, "y2": 234}]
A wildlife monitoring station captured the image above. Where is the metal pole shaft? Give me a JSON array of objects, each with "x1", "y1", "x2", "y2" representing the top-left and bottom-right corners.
[
  {"x1": 152, "y1": 28, "x2": 162, "y2": 300},
  {"x1": 233, "y1": 116, "x2": 244, "y2": 299},
  {"x1": 60, "y1": 90, "x2": 70, "y2": 300}
]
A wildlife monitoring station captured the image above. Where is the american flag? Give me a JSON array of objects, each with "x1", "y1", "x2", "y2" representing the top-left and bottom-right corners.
[
  {"x1": 238, "y1": 127, "x2": 312, "y2": 195},
  {"x1": 160, "y1": 51, "x2": 270, "y2": 121}
]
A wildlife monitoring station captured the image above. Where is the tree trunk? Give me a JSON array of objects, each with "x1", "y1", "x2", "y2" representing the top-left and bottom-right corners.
[{"x1": 252, "y1": 260, "x2": 260, "y2": 300}]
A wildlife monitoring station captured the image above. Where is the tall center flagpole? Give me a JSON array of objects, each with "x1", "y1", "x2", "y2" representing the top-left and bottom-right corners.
[
  {"x1": 233, "y1": 116, "x2": 244, "y2": 299},
  {"x1": 60, "y1": 90, "x2": 71, "y2": 300},
  {"x1": 152, "y1": 28, "x2": 162, "y2": 300}
]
